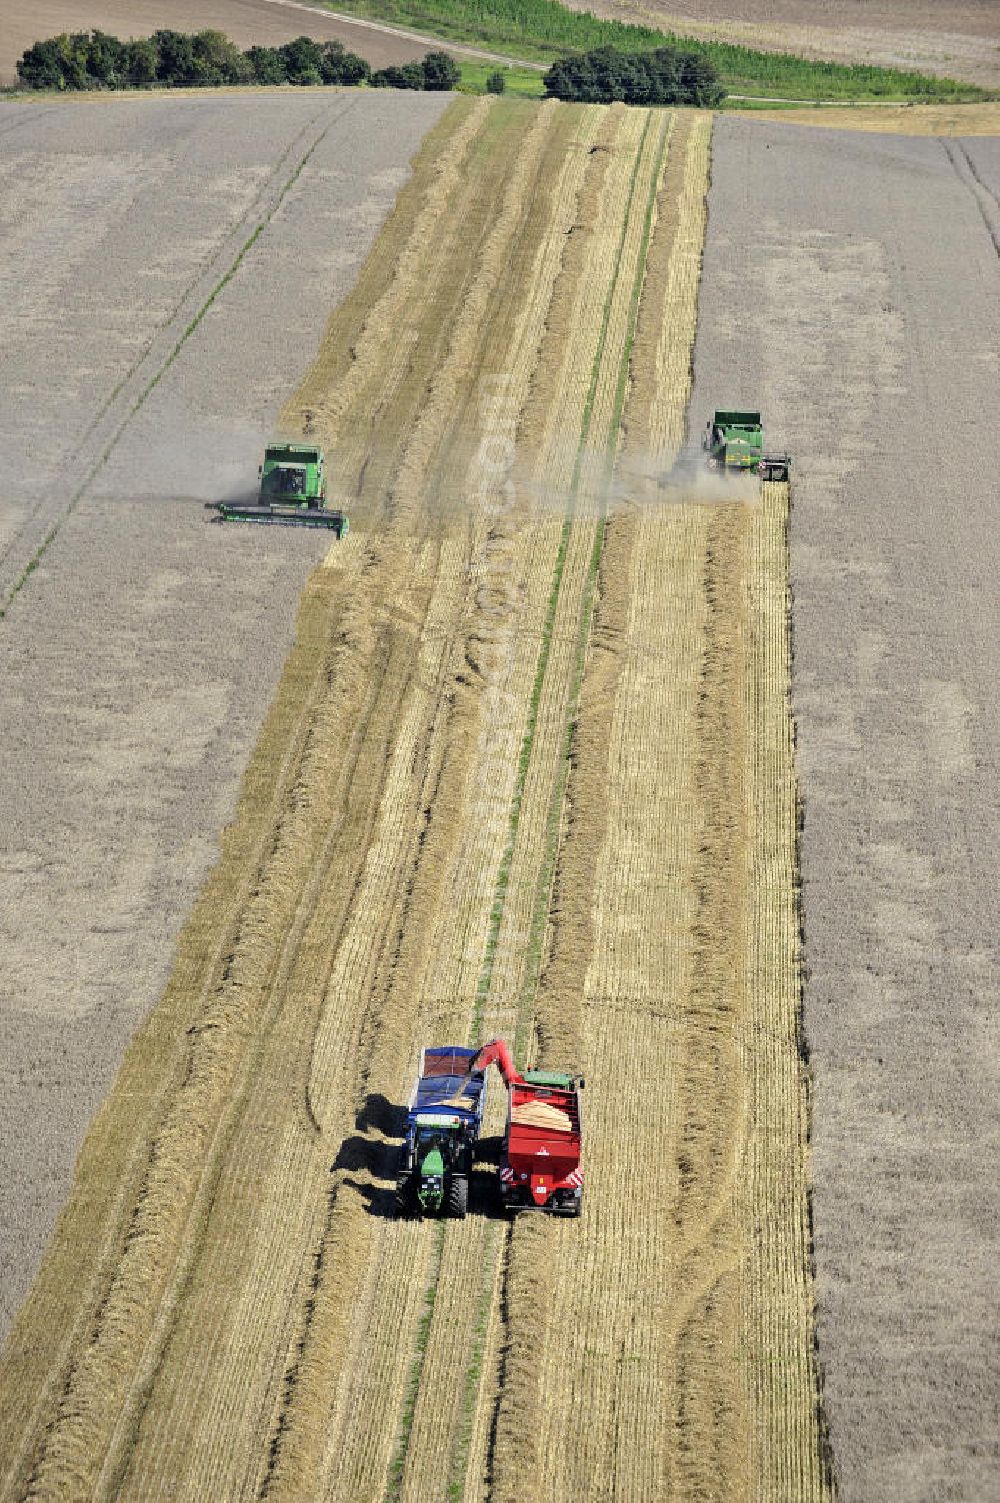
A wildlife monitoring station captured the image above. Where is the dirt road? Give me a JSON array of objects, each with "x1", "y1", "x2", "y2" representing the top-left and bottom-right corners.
[
  {"x1": 0, "y1": 88, "x2": 449, "y2": 1339},
  {"x1": 690, "y1": 117, "x2": 1000, "y2": 1500}
]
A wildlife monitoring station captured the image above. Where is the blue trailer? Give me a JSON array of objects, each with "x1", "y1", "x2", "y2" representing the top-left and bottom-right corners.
[{"x1": 396, "y1": 1046, "x2": 487, "y2": 1218}]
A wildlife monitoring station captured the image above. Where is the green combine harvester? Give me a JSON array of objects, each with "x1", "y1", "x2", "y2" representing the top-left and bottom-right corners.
[
  {"x1": 215, "y1": 444, "x2": 349, "y2": 534},
  {"x1": 702, "y1": 411, "x2": 790, "y2": 481}
]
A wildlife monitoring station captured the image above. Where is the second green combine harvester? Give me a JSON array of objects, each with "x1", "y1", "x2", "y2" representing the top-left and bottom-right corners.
[{"x1": 702, "y1": 410, "x2": 790, "y2": 481}]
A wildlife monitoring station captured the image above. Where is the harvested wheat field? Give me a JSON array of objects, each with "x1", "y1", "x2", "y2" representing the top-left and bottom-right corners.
[
  {"x1": 0, "y1": 88, "x2": 450, "y2": 1336},
  {"x1": 0, "y1": 92, "x2": 832, "y2": 1502},
  {"x1": 691, "y1": 118, "x2": 1000, "y2": 1501},
  {"x1": 737, "y1": 101, "x2": 1000, "y2": 136}
]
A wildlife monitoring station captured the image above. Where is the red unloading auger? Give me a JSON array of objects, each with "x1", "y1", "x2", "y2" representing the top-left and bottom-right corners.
[{"x1": 468, "y1": 1037, "x2": 524, "y2": 1087}]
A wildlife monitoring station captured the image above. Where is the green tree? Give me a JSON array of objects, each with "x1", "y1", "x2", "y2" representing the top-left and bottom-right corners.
[
  {"x1": 679, "y1": 50, "x2": 724, "y2": 107},
  {"x1": 372, "y1": 61, "x2": 426, "y2": 89},
  {"x1": 280, "y1": 35, "x2": 325, "y2": 85},
  {"x1": 17, "y1": 37, "x2": 69, "y2": 89},
  {"x1": 486, "y1": 69, "x2": 506, "y2": 94},
  {"x1": 337, "y1": 49, "x2": 371, "y2": 85},
  {"x1": 319, "y1": 40, "x2": 371, "y2": 85},
  {"x1": 84, "y1": 30, "x2": 127, "y2": 86},
  {"x1": 245, "y1": 46, "x2": 288, "y2": 84},
  {"x1": 421, "y1": 50, "x2": 460, "y2": 90},
  {"x1": 60, "y1": 33, "x2": 93, "y2": 89},
  {"x1": 125, "y1": 37, "x2": 158, "y2": 85},
  {"x1": 191, "y1": 30, "x2": 251, "y2": 85},
  {"x1": 152, "y1": 30, "x2": 197, "y2": 85},
  {"x1": 544, "y1": 43, "x2": 722, "y2": 106}
]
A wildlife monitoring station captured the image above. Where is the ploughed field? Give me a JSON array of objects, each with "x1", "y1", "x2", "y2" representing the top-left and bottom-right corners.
[
  {"x1": 0, "y1": 95, "x2": 828, "y2": 1502},
  {"x1": 690, "y1": 118, "x2": 1000, "y2": 1502}
]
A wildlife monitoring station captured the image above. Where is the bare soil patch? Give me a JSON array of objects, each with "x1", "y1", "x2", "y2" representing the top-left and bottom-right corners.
[
  {"x1": 690, "y1": 117, "x2": 1000, "y2": 1500},
  {"x1": 0, "y1": 88, "x2": 448, "y2": 1343},
  {"x1": 0, "y1": 0, "x2": 428, "y2": 84}
]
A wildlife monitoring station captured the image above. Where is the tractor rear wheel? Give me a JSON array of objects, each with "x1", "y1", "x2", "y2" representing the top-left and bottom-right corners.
[
  {"x1": 447, "y1": 1174, "x2": 469, "y2": 1219},
  {"x1": 395, "y1": 1175, "x2": 417, "y2": 1218}
]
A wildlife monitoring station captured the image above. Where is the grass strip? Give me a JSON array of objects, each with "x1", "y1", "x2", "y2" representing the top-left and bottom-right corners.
[
  {"x1": 383, "y1": 1225, "x2": 447, "y2": 1503},
  {"x1": 444, "y1": 1223, "x2": 501, "y2": 1503},
  {"x1": 457, "y1": 59, "x2": 545, "y2": 96},
  {"x1": 322, "y1": 0, "x2": 983, "y2": 100}
]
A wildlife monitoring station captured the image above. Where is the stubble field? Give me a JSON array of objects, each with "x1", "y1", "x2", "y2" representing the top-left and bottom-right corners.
[
  {"x1": 2, "y1": 85, "x2": 998, "y2": 1503},
  {"x1": 0, "y1": 93, "x2": 829, "y2": 1502},
  {"x1": 0, "y1": 87, "x2": 449, "y2": 1336},
  {"x1": 689, "y1": 116, "x2": 1000, "y2": 1501}
]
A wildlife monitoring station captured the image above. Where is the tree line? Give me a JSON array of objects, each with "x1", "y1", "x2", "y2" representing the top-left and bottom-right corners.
[
  {"x1": 16, "y1": 30, "x2": 461, "y2": 92},
  {"x1": 544, "y1": 45, "x2": 723, "y2": 106}
]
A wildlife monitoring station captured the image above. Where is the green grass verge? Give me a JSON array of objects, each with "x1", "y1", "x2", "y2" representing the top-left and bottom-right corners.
[
  {"x1": 323, "y1": 0, "x2": 986, "y2": 100},
  {"x1": 456, "y1": 59, "x2": 544, "y2": 96}
]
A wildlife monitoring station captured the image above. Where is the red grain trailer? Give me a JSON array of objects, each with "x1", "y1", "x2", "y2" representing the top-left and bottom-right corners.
[{"x1": 470, "y1": 1039, "x2": 584, "y2": 1217}]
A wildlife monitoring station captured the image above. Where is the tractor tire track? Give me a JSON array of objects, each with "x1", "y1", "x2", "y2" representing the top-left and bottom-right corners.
[{"x1": 941, "y1": 138, "x2": 1000, "y2": 259}]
